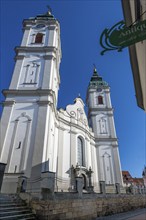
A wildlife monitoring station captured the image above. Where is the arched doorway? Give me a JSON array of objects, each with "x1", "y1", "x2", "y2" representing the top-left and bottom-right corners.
[{"x1": 81, "y1": 174, "x2": 87, "y2": 189}]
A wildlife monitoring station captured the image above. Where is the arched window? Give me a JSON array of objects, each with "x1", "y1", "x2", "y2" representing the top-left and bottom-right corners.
[
  {"x1": 98, "y1": 95, "x2": 103, "y2": 105},
  {"x1": 77, "y1": 137, "x2": 85, "y2": 166},
  {"x1": 35, "y1": 33, "x2": 43, "y2": 43}
]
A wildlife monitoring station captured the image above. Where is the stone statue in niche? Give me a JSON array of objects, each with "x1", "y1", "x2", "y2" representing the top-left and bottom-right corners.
[
  {"x1": 77, "y1": 108, "x2": 84, "y2": 122},
  {"x1": 23, "y1": 62, "x2": 40, "y2": 84},
  {"x1": 99, "y1": 118, "x2": 107, "y2": 134}
]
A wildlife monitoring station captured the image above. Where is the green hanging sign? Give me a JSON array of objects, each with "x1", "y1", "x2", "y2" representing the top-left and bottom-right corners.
[{"x1": 100, "y1": 19, "x2": 146, "y2": 55}]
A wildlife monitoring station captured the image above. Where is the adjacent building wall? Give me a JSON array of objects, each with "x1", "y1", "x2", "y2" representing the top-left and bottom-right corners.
[{"x1": 122, "y1": 0, "x2": 146, "y2": 111}]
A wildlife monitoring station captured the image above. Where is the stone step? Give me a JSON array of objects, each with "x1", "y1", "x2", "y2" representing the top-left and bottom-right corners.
[
  {"x1": 0, "y1": 197, "x2": 12, "y2": 200},
  {"x1": 0, "y1": 194, "x2": 17, "y2": 198},
  {"x1": 0, "y1": 194, "x2": 36, "y2": 220},
  {"x1": 20, "y1": 218, "x2": 36, "y2": 220},
  {"x1": 0, "y1": 197, "x2": 22, "y2": 200},
  {"x1": 0, "y1": 201, "x2": 25, "y2": 206},
  {"x1": 0, "y1": 206, "x2": 27, "y2": 211},
  {"x1": 0, "y1": 212, "x2": 36, "y2": 220},
  {"x1": 0, "y1": 210, "x2": 31, "y2": 217},
  {"x1": 0, "y1": 197, "x2": 23, "y2": 202},
  {"x1": 0, "y1": 194, "x2": 11, "y2": 198},
  {"x1": 0, "y1": 200, "x2": 13, "y2": 203},
  {"x1": 0, "y1": 198, "x2": 13, "y2": 201},
  {"x1": 0, "y1": 194, "x2": 21, "y2": 200},
  {"x1": 0, "y1": 203, "x2": 25, "y2": 208},
  {"x1": 0, "y1": 201, "x2": 24, "y2": 204}
]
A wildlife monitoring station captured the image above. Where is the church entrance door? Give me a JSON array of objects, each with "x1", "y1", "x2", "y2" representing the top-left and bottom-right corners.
[{"x1": 81, "y1": 174, "x2": 86, "y2": 189}]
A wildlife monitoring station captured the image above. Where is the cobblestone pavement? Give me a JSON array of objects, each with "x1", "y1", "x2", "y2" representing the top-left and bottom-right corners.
[{"x1": 95, "y1": 208, "x2": 146, "y2": 220}]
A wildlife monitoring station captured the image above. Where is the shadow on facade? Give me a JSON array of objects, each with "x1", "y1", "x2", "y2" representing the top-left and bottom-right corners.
[
  {"x1": 0, "y1": 163, "x2": 6, "y2": 192},
  {"x1": 2, "y1": 162, "x2": 146, "y2": 199}
]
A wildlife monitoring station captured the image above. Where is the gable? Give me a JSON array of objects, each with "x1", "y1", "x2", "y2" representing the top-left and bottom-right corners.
[{"x1": 66, "y1": 98, "x2": 88, "y2": 126}]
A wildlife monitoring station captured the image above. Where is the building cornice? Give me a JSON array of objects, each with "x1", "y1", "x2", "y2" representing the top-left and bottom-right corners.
[
  {"x1": 58, "y1": 116, "x2": 95, "y2": 139},
  {"x1": 37, "y1": 100, "x2": 51, "y2": 106},
  {"x1": 2, "y1": 89, "x2": 55, "y2": 97},
  {"x1": 88, "y1": 107, "x2": 113, "y2": 115},
  {"x1": 1, "y1": 100, "x2": 15, "y2": 107},
  {"x1": 15, "y1": 46, "x2": 57, "y2": 54},
  {"x1": 95, "y1": 141, "x2": 118, "y2": 147},
  {"x1": 95, "y1": 137, "x2": 118, "y2": 142},
  {"x1": 23, "y1": 19, "x2": 59, "y2": 28},
  {"x1": 2, "y1": 89, "x2": 59, "y2": 117},
  {"x1": 2, "y1": 88, "x2": 60, "y2": 119},
  {"x1": 14, "y1": 47, "x2": 61, "y2": 84}
]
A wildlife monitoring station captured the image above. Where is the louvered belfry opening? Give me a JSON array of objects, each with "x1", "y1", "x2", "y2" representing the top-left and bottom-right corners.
[{"x1": 35, "y1": 33, "x2": 43, "y2": 43}]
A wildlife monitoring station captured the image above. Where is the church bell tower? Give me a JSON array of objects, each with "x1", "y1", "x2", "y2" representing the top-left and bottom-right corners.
[
  {"x1": 86, "y1": 68, "x2": 123, "y2": 188},
  {"x1": 0, "y1": 10, "x2": 61, "y2": 193}
]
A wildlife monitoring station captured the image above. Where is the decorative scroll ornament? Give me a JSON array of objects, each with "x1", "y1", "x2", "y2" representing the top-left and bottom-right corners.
[
  {"x1": 100, "y1": 19, "x2": 146, "y2": 55},
  {"x1": 70, "y1": 111, "x2": 76, "y2": 117}
]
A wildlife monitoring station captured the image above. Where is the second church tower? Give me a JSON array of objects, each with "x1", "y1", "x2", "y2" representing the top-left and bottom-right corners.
[{"x1": 86, "y1": 68, "x2": 123, "y2": 191}]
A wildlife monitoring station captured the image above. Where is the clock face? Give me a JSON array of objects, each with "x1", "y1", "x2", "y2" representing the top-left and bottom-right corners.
[
  {"x1": 97, "y1": 88, "x2": 102, "y2": 92},
  {"x1": 35, "y1": 24, "x2": 45, "y2": 29}
]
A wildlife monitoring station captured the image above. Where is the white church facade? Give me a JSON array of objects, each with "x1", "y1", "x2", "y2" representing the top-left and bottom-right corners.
[{"x1": 0, "y1": 10, "x2": 124, "y2": 196}]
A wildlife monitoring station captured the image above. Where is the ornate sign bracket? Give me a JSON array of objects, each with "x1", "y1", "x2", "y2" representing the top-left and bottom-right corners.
[{"x1": 100, "y1": 19, "x2": 146, "y2": 55}]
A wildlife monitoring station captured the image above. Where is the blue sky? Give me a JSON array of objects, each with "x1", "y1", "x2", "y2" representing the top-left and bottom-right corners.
[{"x1": 0, "y1": 0, "x2": 145, "y2": 178}]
